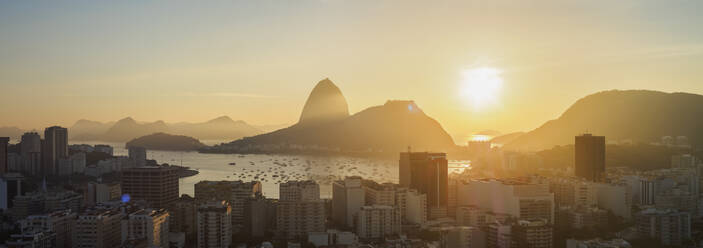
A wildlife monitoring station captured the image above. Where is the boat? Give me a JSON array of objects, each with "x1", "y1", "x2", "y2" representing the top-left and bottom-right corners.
[{"x1": 229, "y1": 162, "x2": 236, "y2": 165}]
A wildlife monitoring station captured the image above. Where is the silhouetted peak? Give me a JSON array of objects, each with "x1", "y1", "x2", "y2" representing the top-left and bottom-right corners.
[
  {"x1": 382, "y1": 100, "x2": 423, "y2": 114},
  {"x1": 207, "y1": 116, "x2": 235, "y2": 124},
  {"x1": 116, "y1": 117, "x2": 137, "y2": 125},
  {"x1": 298, "y1": 78, "x2": 349, "y2": 125}
]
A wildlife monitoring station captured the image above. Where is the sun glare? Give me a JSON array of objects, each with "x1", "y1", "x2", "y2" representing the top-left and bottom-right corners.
[{"x1": 460, "y1": 67, "x2": 503, "y2": 109}]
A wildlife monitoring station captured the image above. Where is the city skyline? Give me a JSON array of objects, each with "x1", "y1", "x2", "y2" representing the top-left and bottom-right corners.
[{"x1": 2, "y1": 1, "x2": 703, "y2": 137}]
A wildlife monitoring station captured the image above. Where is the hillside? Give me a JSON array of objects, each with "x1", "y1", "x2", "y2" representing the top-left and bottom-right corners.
[
  {"x1": 505, "y1": 90, "x2": 703, "y2": 151},
  {"x1": 126, "y1": 132, "x2": 207, "y2": 151},
  {"x1": 206, "y1": 78, "x2": 457, "y2": 154}
]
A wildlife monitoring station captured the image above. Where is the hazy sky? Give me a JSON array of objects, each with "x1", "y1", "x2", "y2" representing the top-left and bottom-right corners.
[{"x1": 2, "y1": 0, "x2": 703, "y2": 141}]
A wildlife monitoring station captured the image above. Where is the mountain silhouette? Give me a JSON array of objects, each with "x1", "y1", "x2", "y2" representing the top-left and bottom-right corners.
[
  {"x1": 126, "y1": 132, "x2": 206, "y2": 151},
  {"x1": 504, "y1": 90, "x2": 703, "y2": 151},
  {"x1": 70, "y1": 116, "x2": 262, "y2": 142},
  {"x1": 214, "y1": 79, "x2": 456, "y2": 153},
  {"x1": 298, "y1": 78, "x2": 349, "y2": 125}
]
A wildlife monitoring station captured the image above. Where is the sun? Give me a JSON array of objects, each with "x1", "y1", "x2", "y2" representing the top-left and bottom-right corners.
[{"x1": 460, "y1": 67, "x2": 503, "y2": 109}]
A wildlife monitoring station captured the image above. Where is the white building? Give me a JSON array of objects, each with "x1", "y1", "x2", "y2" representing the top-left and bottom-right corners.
[
  {"x1": 594, "y1": 183, "x2": 632, "y2": 220},
  {"x1": 355, "y1": 205, "x2": 401, "y2": 240},
  {"x1": 332, "y1": 177, "x2": 365, "y2": 228},
  {"x1": 458, "y1": 179, "x2": 554, "y2": 223}
]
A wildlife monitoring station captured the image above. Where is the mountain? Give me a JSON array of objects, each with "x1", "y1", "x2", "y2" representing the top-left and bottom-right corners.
[
  {"x1": 298, "y1": 78, "x2": 350, "y2": 125},
  {"x1": 70, "y1": 116, "x2": 262, "y2": 142},
  {"x1": 490, "y1": 132, "x2": 525, "y2": 145},
  {"x1": 100, "y1": 117, "x2": 170, "y2": 142},
  {"x1": 0, "y1": 127, "x2": 24, "y2": 140},
  {"x1": 505, "y1": 90, "x2": 703, "y2": 151},
  {"x1": 69, "y1": 119, "x2": 113, "y2": 140},
  {"x1": 169, "y1": 116, "x2": 262, "y2": 140},
  {"x1": 126, "y1": 132, "x2": 206, "y2": 151},
  {"x1": 213, "y1": 78, "x2": 457, "y2": 154}
]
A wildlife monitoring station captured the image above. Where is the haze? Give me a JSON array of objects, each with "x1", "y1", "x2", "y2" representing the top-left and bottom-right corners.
[{"x1": 2, "y1": 0, "x2": 703, "y2": 140}]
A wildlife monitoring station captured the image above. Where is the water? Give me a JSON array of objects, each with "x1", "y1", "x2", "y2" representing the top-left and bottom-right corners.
[{"x1": 72, "y1": 142, "x2": 397, "y2": 199}]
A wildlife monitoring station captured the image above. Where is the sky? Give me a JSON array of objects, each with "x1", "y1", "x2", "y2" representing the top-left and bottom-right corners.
[{"x1": 2, "y1": 0, "x2": 703, "y2": 142}]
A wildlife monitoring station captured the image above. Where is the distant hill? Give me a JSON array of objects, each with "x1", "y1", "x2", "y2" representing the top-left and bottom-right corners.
[
  {"x1": 491, "y1": 132, "x2": 525, "y2": 145},
  {"x1": 505, "y1": 90, "x2": 703, "y2": 151},
  {"x1": 70, "y1": 116, "x2": 262, "y2": 142},
  {"x1": 0, "y1": 127, "x2": 25, "y2": 140},
  {"x1": 69, "y1": 119, "x2": 114, "y2": 140},
  {"x1": 126, "y1": 132, "x2": 206, "y2": 151},
  {"x1": 101, "y1": 117, "x2": 170, "y2": 142},
  {"x1": 210, "y1": 79, "x2": 457, "y2": 153},
  {"x1": 170, "y1": 116, "x2": 262, "y2": 140}
]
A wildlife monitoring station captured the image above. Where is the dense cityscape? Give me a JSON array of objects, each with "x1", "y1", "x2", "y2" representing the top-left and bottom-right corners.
[
  {"x1": 0, "y1": 127, "x2": 700, "y2": 248},
  {"x1": 3, "y1": 1, "x2": 703, "y2": 248}
]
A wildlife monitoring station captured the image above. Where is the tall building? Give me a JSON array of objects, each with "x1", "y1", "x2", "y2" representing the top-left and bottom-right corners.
[
  {"x1": 277, "y1": 180, "x2": 325, "y2": 239},
  {"x1": 280, "y1": 180, "x2": 320, "y2": 201},
  {"x1": 513, "y1": 219, "x2": 553, "y2": 248},
  {"x1": 128, "y1": 146, "x2": 147, "y2": 167},
  {"x1": 121, "y1": 166, "x2": 179, "y2": 209},
  {"x1": 75, "y1": 209, "x2": 122, "y2": 248},
  {"x1": 20, "y1": 209, "x2": 76, "y2": 248},
  {"x1": 126, "y1": 209, "x2": 170, "y2": 247},
  {"x1": 395, "y1": 187, "x2": 427, "y2": 225},
  {"x1": 42, "y1": 126, "x2": 68, "y2": 176},
  {"x1": 277, "y1": 200, "x2": 326, "y2": 239},
  {"x1": 332, "y1": 176, "x2": 365, "y2": 227},
  {"x1": 399, "y1": 152, "x2": 448, "y2": 218},
  {"x1": 194, "y1": 180, "x2": 261, "y2": 233},
  {"x1": 363, "y1": 180, "x2": 396, "y2": 207},
  {"x1": 575, "y1": 134, "x2": 605, "y2": 182},
  {"x1": 0, "y1": 137, "x2": 9, "y2": 175},
  {"x1": 355, "y1": 205, "x2": 401, "y2": 240},
  {"x1": 443, "y1": 226, "x2": 486, "y2": 248},
  {"x1": 245, "y1": 196, "x2": 275, "y2": 238},
  {"x1": 635, "y1": 209, "x2": 691, "y2": 246},
  {"x1": 197, "y1": 201, "x2": 232, "y2": 248},
  {"x1": 0, "y1": 173, "x2": 23, "y2": 210},
  {"x1": 20, "y1": 132, "x2": 42, "y2": 176},
  {"x1": 170, "y1": 195, "x2": 197, "y2": 244}
]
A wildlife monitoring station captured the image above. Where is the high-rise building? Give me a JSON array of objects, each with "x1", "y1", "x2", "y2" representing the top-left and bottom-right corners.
[
  {"x1": 194, "y1": 180, "x2": 261, "y2": 233},
  {"x1": 128, "y1": 146, "x2": 147, "y2": 167},
  {"x1": 355, "y1": 205, "x2": 401, "y2": 240},
  {"x1": 635, "y1": 209, "x2": 691, "y2": 246},
  {"x1": 84, "y1": 182, "x2": 121, "y2": 207},
  {"x1": 42, "y1": 126, "x2": 68, "y2": 176},
  {"x1": 640, "y1": 179, "x2": 654, "y2": 205},
  {"x1": 20, "y1": 209, "x2": 76, "y2": 248},
  {"x1": 121, "y1": 166, "x2": 179, "y2": 209},
  {"x1": 575, "y1": 134, "x2": 605, "y2": 182},
  {"x1": 20, "y1": 132, "x2": 42, "y2": 176},
  {"x1": 276, "y1": 200, "x2": 326, "y2": 239},
  {"x1": 513, "y1": 219, "x2": 553, "y2": 248},
  {"x1": 280, "y1": 180, "x2": 320, "y2": 201},
  {"x1": 170, "y1": 195, "x2": 197, "y2": 244},
  {"x1": 443, "y1": 226, "x2": 486, "y2": 248},
  {"x1": 395, "y1": 187, "x2": 427, "y2": 225},
  {"x1": 399, "y1": 152, "x2": 448, "y2": 218},
  {"x1": 245, "y1": 196, "x2": 275, "y2": 238},
  {"x1": 277, "y1": 180, "x2": 325, "y2": 239},
  {"x1": 75, "y1": 209, "x2": 123, "y2": 248},
  {"x1": 0, "y1": 137, "x2": 9, "y2": 175},
  {"x1": 197, "y1": 201, "x2": 232, "y2": 248},
  {"x1": 332, "y1": 176, "x2": 365, "y2": 228},
  {"x1": 363, "y1": 180, "x2": 396, "y2": 207},
  {"x1": 0, "y1": 173, "x2": 23, "y2": 210},
  {"x1": 126, "y1": 209, "x2": 170, "y2": 247}
]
